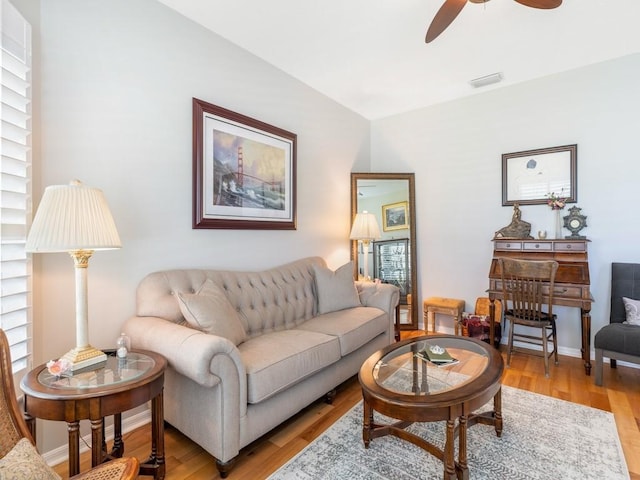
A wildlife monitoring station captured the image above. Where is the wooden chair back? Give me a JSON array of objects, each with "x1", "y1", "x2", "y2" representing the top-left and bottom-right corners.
[
  {"x1": 498, "y1": 258, "x2": 559, "y2": 322},
  {"x1": 0, "y1": 329, "x2": 34, "y2": 458}
]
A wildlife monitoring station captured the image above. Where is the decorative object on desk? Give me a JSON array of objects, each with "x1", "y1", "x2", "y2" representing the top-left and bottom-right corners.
[
  {"x1": 546, "y1": 190, "x2": 568, "y2": 238},
  {"x1": 46, "y1": 358, "x2": 72, "y2": 377},
  {"x1": 116, "y1": 332, "x2": 130, "y2": 358},
  {"x1": 563, "y1": 206, "x2": 588, "y2": 239},
  {"x1": 350, "y1": 211, "x2": 380, "y2": 280},
  {"x1": 26, "y1": 180, "x2": 121, "y2": 371},
  {"x1": 494, "y1": 204, "x2": 533, "y2": 239},
  {"x1": 538, "y1": 230, "x2": 547, "y2": 239}
]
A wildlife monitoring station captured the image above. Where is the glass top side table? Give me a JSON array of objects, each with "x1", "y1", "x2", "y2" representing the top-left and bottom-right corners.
[{"x1": 21, "y1": 349, "x2": 167, "y2": 479}]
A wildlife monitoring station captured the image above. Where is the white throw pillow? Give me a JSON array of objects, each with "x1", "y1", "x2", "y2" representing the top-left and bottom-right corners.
[
  {"x1": 177, "y1": 279, "x2": 247, "y2": 345},
  {"x1": 313, "y1": 261, "x2": 361, "y2": 314},
  {"x1": 0, "y1": 438, "x2": 61, "y2": 480},
  {"x1": 622, "y1": 297, "x2": 640, "y2": 325}
]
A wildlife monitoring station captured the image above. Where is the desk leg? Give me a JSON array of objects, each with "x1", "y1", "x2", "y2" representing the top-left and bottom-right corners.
[
  {"x1": 489, "y1": 298, "x2": 496, "y2": 348},
  {"x1": 140, "y1": 390, "x2": 166, "y2": 479},
  {"x1": 581, "y1": 308, "x2": 592, "y2": 375},
  {"x1": 68, "y1": 421, "x2": 80, "y2": 477}
]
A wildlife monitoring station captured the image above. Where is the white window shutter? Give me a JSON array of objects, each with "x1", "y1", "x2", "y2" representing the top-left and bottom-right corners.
[{"x1": 1, "y1": 0, "x2": 32, "y2": 380}]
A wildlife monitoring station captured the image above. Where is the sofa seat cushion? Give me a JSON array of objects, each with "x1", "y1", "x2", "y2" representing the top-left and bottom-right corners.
[
  {"x1": 238, "y1": 329, "x2": 341, "y2": 404},
  {"x1": 296, "y1": 306, "x2": 387, "y2": 356},
  {"x1": 594, "y1": 323, "x2": 640, "y2": 356}
]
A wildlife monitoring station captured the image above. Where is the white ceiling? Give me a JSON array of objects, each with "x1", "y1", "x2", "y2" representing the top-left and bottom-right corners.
[{"x1": 157, "y1": 0, "x2": 640, "y2": 120}]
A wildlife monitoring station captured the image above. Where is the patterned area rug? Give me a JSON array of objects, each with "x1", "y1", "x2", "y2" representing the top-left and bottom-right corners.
[{"x1": 268, "y1": 385, "x2": 629, "y2": 480}]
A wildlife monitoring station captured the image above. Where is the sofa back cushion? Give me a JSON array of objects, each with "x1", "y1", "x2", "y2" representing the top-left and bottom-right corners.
[
  {"x1": 313, "y1": 261, "x2": 361, "y2": 314},
  {"x1": 177, "y1": 279, "x2": 248, "y2": 345},
  {"x1": 136, "y1": 257, "x2": 326, "y2": 338}
]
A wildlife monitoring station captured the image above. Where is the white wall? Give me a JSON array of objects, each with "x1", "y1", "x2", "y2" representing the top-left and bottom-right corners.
[
  {"x1": 19, "y1": 0, "x2": 370, "y2": 453},
  {"x1": 371, "y1": 53, "x2": 640, "y2": 355}
]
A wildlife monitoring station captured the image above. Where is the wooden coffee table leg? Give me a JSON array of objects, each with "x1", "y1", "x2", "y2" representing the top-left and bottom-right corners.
[
  {"x1": 494, "y1": 387, "x2": 503, "y2": 437},
  {"x1": 362, "y1": 399, "x2": 373, "y2": 448},
  {"x1": 458, "y1": 415, "x2": 469, "y2": 479},
  {"x1": 444, "y1": 419, "x2": 456, "y2": 480}
]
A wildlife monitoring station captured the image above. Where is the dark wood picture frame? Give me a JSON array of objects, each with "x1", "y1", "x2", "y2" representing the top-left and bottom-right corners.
[
  {"x1": 192, "y1": 98, "x2": 297, "y2": 229},
  {"x1": 502, "y1": 144, "x2": 577, "y2": 206}
]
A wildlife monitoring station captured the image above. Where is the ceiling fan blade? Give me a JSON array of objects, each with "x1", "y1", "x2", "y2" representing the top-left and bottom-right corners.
[
  {"x1": 425, "y1": 0, "x2": 468, "y2": 44},
  {"x1": 513, "y1": 0, "x2": 562, "y2": 8}
]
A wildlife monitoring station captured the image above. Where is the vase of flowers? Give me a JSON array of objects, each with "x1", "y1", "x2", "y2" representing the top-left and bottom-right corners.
[{"x1": 546, "y1": 191, "x2": 567, "y2": 238}]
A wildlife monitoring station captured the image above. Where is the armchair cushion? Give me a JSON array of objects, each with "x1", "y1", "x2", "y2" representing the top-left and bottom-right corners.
[
  {"x1": 313, "y1": 262, "x2": 361, "y2": 314},
  {"x1": 177, "y1": 279, "x2": 247, "y2": 345},
  {"x1": 0, "y1": 438, "x2": 61, "y2": 480},
  {"x1": 594, "y1": 323, "x2": 640, "y2": 357},
  {"x1": 622, "y1": 297, "x2": 640, "y2": 325}
]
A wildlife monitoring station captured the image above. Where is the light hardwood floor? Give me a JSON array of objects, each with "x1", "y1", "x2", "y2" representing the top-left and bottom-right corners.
[{"x1": 53, "y1": 331, "x2": 640, "y2": 479}]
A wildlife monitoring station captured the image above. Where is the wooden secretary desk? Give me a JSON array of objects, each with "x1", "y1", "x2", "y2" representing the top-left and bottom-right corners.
[{"x1": 487, "y1": 238, "x2": 593, "y2": 375}]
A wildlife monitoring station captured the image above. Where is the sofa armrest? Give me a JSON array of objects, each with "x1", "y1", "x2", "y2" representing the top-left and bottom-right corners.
[
  {"x1": 356, "y1": 282, "x2": 400, "y2": 342},
  {"x1": 356, "y1": 281, "x2": 400, "y2": 312},
  {"x1": 122, "y1": 316, "x2": 247, "y2": 406}
]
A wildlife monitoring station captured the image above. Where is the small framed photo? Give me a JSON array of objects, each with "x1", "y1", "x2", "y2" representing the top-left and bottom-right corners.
[
  {"x1": 502, "y1": 144, "x2": 577, "y2": 206},
  {"x1": 192, "y1": 98, "x2": 297, "y2": 229},
  {"x1": 382, "y1": 201, "x2": 409, "y2": 231}
]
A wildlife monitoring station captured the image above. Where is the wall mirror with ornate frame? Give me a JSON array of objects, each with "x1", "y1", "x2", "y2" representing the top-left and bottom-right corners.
[{"x1": 350, "y1": 172, "x2": 418, "y2": 329}]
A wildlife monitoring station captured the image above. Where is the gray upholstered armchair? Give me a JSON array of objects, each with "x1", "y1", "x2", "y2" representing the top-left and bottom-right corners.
[{"x1": 594, "y1": 262, "x2": 640, "y2": 386}]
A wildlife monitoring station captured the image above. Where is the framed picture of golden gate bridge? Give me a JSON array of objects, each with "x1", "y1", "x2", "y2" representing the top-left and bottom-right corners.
[{"x1": 192, "y1": 97, "x2": 297, "y2": 230}]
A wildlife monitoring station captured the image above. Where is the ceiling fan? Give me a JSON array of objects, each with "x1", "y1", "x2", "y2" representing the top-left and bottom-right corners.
[{"x1": 425, "y1": 0, "x2": 562, "y2": 43}]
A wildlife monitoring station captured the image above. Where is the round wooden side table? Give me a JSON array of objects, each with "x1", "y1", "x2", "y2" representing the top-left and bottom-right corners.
[{"x1": 20, "y1": 350, "x2": 167, "y2": 479}]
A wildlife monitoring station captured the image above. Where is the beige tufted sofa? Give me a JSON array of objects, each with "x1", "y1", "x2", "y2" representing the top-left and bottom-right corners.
[{"x1": 123, "y1": 257, "x2": 399, "y2": 477}]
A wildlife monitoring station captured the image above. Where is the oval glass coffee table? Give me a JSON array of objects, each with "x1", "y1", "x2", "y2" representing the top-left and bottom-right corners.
[{"x1": 358, "y1": 334, "x2": 504, "y2": 480}]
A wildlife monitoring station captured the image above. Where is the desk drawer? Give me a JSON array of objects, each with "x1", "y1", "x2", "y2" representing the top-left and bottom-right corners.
[
  {"x1": 554, "y1": 242, "x2": 586, "y2": 252},
  {"x1": 523, "y1": 242, "x2": 553, "y2": 251},
  {"x1": 543, "y1": 285, "x2": 585, "y2": 299},
  {"x1": 494, "y1": 241, "x2": 523, "y2": 251},
  {"x1": 491, "y1": 280, "x2": 586, "y2": 300}
]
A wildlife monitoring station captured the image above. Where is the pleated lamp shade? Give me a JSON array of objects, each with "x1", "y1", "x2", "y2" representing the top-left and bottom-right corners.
[
  {"x1": 26, "y1": 180, "x2": 121, "y2": 252},
  {"x1": 349, "y1": 211, "x2": 381, "y2": 241}
]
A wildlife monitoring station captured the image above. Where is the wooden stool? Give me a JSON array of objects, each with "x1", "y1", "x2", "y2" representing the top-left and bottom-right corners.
[{"x1": 423, "y1": 297, "x2": 465, "y2": 334}]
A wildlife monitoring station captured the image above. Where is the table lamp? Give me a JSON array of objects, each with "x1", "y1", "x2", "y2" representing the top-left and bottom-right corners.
[
  {"x1": 349, "y1": 210, "x2": 381, "y2": 280},
  {"x1": 26, "y1": 180, "x2": 121, "y2": 371}
]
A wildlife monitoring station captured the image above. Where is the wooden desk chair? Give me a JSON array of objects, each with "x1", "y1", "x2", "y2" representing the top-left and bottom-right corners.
[
  {"x1": 0, "y1": 329, "x2": 139, "y2": 479},
  {"x1": 499, "y1": 258, "x2": 559, "y2": 377}
]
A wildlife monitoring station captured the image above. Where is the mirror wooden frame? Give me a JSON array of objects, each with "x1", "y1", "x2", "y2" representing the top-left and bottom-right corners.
[{"x1": 350, "y1": 172, "x2": 418, "y2": 329}]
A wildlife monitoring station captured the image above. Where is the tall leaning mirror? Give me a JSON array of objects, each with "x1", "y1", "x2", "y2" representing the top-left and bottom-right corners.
[{"x1": 350, "y1": 172, "x2": 418, "y2": 329}]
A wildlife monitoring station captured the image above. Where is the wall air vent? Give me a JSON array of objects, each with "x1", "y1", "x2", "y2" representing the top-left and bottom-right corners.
[{"x1": 469, "y1": 72, "x2": 503, "y2": 88}]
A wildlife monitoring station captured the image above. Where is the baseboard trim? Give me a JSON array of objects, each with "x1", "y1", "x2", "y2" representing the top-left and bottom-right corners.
[{"x1": 42, "y1": 409, "x2": 151, "y2": 467}]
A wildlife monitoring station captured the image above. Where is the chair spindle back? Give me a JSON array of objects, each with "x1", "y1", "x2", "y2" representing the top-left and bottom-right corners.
[{"x1": 499, "y1": 258, "x2": 559, "y2": 321}]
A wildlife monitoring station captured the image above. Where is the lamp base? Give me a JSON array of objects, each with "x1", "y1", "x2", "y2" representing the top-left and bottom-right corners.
[{"x1": 62, "y1": 345, "x2": 107, "y2": 371}]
